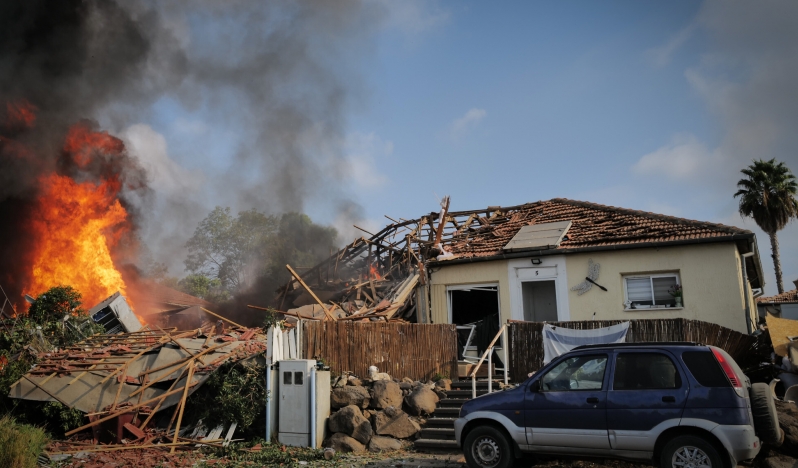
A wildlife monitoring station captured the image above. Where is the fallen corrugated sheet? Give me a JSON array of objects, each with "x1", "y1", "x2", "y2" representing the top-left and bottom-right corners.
[{"x1": 8, "y1": 326, "x2": 266, "y2": 415}]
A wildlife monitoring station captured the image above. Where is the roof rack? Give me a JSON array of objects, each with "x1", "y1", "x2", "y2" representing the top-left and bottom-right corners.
[{"x1": 572, "y1": 341, "x2": 701, "y2": 350}]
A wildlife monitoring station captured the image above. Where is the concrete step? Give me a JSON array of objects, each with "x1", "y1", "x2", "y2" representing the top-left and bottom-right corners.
[
  {"x1": 413, "y1": 438, "x2": 460, "y2": 451},
  {"x1": 446, "y1": 389, "x2": 489, "y2": 398},
  {"x1": 432, "y1": 407, "x2": 461, "y2": 417},
  {"x1": 419, "y1": 427, "x2": 456, "y2": 440},
  {"x1": 450, "y1": 379, "x2": 505, "y2": 390},
  {"x1": 438, "y1": 398, "x2": 467, "y2": 408},
  {"x1": 424, "y1": 417, "x2": 457, "y2": 428}
]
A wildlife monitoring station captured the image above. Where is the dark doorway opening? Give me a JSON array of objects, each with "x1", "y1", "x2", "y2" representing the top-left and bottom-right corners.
[
  {"x1": 450, "y1": 287, "x2": 499, "y2": 325},
  {"x1": 522, "y1": 280, "x2": 558, "y2": 322},
  {"x1": 450, "y1": 287, "x2": 501, "y2": 365}
]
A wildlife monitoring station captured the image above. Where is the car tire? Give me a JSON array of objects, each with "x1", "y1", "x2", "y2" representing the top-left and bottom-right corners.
[
  {"x1": 750, "y1": 381, "x2": 784, "y2": 446},
  {"x1": 463, "y1": 426, "x2": 514, "y2": 468},
  {"x1": 660, "y1": 435, "x2": 725, "y2": 468}
]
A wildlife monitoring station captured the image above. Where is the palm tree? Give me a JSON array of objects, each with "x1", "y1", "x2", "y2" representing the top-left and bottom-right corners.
[{"x1": 735, "y1": 159, "x2": 798, "y2": 294}]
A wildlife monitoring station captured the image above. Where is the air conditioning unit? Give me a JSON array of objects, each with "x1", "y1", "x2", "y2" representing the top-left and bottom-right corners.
[{"x1": 277, "y1": 360, "x2": 329, "y2": 447}]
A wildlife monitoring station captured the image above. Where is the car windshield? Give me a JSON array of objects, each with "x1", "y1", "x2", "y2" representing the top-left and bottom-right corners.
[{"x1": 540, "y1": 355, "x2": 607, "y2": 391}]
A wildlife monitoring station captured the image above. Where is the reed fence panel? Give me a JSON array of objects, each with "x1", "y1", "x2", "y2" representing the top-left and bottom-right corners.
[
  {"x1": 302, "y1": 321, "x2": 458, "y2": 381},
  {"x1": 508, "y1": 318, "x2": 761, "y2": 383}
]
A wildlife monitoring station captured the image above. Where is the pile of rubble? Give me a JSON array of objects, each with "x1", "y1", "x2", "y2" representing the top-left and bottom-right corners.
[
  {"x1": 323, "y1": 368, "x2": 450, "y2": 453},
  {"x1": 8, "y1": 323, "x2": 266, "y2": 451}
]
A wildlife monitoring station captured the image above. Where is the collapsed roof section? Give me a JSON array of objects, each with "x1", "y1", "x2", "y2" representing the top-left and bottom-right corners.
[
  {"x1": 8, "y1": 326, "x2": 265, "y2": 418},
  {"x1": 271, "y1": 198, "x2": 763, "y2": 319}
]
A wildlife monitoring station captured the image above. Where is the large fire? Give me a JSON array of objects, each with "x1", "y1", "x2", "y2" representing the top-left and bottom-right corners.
[{"x1": 4, "y1": 103, "x2": 139, "y2": 315}]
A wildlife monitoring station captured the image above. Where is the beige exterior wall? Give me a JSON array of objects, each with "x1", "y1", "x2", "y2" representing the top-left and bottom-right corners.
[
  {"x1": 428, "y1": 260, "x2": 512, "y2": 325},
  {"x1": 427, "y1": 241, "x2": 753, "y2": 334},
  {"x1": 564, "y1": 243, "x2": 749, "y2": 333}
]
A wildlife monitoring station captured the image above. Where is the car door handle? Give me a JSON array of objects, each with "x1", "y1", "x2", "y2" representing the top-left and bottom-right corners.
[
  {"x1": 662, "y1": 396, "x2": 676, "y2": 403},
  {"x1": 586, "y1": 397, "x2": 599, "y2": 404}
]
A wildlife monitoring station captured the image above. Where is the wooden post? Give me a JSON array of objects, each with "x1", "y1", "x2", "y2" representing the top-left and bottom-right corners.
[
  {"x1": 171, "y1": 362, "x2": 195, "y2": 454},
  {"x1": 285, "y1": 264, "x2": 336, "y2": 321}
]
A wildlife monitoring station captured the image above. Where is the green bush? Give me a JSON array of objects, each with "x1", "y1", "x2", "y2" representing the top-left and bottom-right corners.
[
  {"x1": 184, "y1": 357, "x2": 267, "y2": 438},
  {"x1": 0, "y1": 285, "x2": 103, "y2": 435},
  {"x1": 0, "y1": 415, "x2": 49, "y2": 468}
]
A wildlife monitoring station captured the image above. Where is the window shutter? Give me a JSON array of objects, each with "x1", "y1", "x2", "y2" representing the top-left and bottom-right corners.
[
  {"x1": 626, "y1": 277, "x2": 652, "y2": 302},
  {"x1": 653, "y1": 277, "x2": 677, "y2": 304}
]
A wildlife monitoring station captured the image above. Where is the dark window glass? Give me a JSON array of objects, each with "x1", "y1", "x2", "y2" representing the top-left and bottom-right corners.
[
  {"x1": 540, "y1": 355, "x2": 607, "y2": 391},
  {"x1": 682, "y1": 351, "x2": 730, "y2": 387},
  {"x1": 283, "y1": 371, "x2": 292, "y2": 385},
  {"x1": 294, "y1": 371, "x2": 304, "y2": 385},
  {"x1": 613, "y1": 353, "x2": 681, "y2": 390}
]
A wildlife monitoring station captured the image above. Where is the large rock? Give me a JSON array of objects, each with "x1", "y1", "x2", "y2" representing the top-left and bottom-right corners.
[
  {"x1": 776, "y1": 400, "x2": 798, "y2": 456},
  {"x1": 368, "y1": 435, "x2": 403, "y2": 453},
  {"x1": 371, "y1": 380, "x2": 403, "y2": 409},
  {"x1": 372, "y1": 406, "x2": 421, "y2": 439},
  {"x1": 762, "y1": 453, "x2": 798, "y2": 468},
  {"x1": 327, "y1": 433, "x2": 365, "y2": 453},
  {"x1": 328, "y1": 405, "x2": 373, "y2": 444},
  {"x1": 331, "y1": 385, "x2": 370, "y2": 409},
  {"x1": 404, "y1": 386, "x2": 439, "y2": 416},
  {"x1": 434, "y1": 378, "x2": 452, "y2": 391}
]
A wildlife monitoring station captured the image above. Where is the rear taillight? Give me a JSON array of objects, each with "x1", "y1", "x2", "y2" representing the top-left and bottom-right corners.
[{"x1": 711, "y1": 347, "x2": 745, "y2": 396}]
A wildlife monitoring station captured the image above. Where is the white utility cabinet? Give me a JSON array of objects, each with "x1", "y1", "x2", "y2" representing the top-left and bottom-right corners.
[{"x1": 277, "y1": 360, "x2": 330, "y2": 447}]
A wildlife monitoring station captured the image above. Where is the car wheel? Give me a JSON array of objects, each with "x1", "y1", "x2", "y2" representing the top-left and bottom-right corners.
[
  {"x1": 463, "y1": 426, "x2": 513, "y2": 468},
  {"x1": 750, "y1": 381, "x2": 784, "y2": 446},
  {"x1": 660, "y1": 435, "x2": 725, "y2": 468}
]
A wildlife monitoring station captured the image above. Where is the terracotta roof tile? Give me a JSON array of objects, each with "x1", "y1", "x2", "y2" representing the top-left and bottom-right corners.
[
  {"x1": 758, "y1": 289, "x2": 798, "y2": 304},
  {"x1": 443, "y1": 198, "x2": 751, "y2": 259}
]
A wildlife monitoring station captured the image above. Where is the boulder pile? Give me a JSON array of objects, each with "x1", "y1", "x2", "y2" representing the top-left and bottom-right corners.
[{"x1": 324, "y1": 371, "x2": 451, "y2": 453}]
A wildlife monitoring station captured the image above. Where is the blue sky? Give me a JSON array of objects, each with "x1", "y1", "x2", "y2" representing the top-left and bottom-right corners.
[{"x1": 114, "y1": 1, "x2": 798, "y2": 295}]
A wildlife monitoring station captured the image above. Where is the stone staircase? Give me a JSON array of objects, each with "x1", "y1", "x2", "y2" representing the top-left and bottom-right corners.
[{"x1": 414, "y1": 379, "x2": 500, "y2": 451}]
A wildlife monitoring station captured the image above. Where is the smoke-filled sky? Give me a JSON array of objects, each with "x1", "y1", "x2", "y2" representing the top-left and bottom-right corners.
[{"x1": 2, "y1": 1, "x2": 797, "y2": 296}]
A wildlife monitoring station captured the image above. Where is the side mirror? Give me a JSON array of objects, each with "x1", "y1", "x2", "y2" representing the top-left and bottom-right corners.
[{"x1": 529, "y1": 380, "x2": 540, "y2": 392}]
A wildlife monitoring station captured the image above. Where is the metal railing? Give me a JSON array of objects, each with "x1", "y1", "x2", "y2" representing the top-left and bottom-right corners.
[{"x1": 468, "y1": 324, "x2": 509, "y2": 399}]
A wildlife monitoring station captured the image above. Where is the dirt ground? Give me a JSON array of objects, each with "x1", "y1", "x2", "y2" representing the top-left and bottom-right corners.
[{"x1": 45, "y1": 447, "x2": 663, "y2": 468}]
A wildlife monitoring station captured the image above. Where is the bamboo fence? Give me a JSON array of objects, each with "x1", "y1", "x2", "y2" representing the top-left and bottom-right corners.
[
  {"x1": 508, "y1": 318, "x2": 763, "y2": 383},
  {"x1": 302, "y1": 321, "x2": 458, "y2": 381}
]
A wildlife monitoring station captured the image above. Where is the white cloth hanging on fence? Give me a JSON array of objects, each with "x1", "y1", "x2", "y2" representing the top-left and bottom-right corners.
[{"x1": 542, "y1": 322, "x2": 630, "y2": 365}]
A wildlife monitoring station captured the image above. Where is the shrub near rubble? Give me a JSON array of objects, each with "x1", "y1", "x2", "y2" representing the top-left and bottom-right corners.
[
  {"x1": 183, "y1": 356, "x2": 268, "y2": 438},
  {"x1": 0, "y1": 286, "x2": 102, "y2": 437},
  {"x1": 0, "y1": 415, "x2": 49, "y2": 468}
]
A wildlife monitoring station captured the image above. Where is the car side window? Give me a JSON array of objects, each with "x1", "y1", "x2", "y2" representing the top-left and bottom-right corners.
[
  {"x1": 613, "y1": 352, "x2": 681, "y2": 390},
  {"x1": 540, "y1": 355, "x2": 607, "y2": 391}
]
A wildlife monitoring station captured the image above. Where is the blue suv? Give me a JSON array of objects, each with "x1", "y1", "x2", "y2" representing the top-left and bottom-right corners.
[{"x1": 454, "y1": 343, "x2": 781, "y2": 468}]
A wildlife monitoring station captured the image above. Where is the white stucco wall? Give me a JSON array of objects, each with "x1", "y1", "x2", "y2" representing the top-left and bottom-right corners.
[
  {"x1": 564, "y1": 243, "x2": 750, "y2": 333},
  {"x1": 427, "y1": 241, "x2": 752, "y2": 334}
]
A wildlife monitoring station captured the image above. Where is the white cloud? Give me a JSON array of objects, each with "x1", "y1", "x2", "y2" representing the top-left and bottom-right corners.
[
  {"x1": 645, "y1": 24, "x2": 696, "y2": 68},
  {"x1": 449, "y1": 108, "x2": 486, "y2": 142},
  {"x1": 121, "y1": 124, "x2": 205, "y2": 195},
  {"x1": 343, "y1": 132, "x2": 392, "y2": 189},
  {"x1": 632, "y1": 134, "x2": 722, "y2": 181}
]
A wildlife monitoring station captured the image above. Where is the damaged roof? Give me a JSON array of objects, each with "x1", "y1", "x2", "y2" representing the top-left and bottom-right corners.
[
  {"x1": 276, "y1": 197, "x2": 764, "y2": 309},
  {"x1": 758, "y1": 289, "x2": 798, "y2": 305},
  {"x1": 441, "y1": 198, "x2": 753, "y2": 259}
]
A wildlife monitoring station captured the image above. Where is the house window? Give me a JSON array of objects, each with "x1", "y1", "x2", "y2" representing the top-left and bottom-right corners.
[{"x1": 623, "y1": 273, "x2": 680, "y2": 309}]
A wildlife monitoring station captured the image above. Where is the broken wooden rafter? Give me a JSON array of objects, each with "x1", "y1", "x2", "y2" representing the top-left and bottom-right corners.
[{"x1": 286, "y1": 264, "x2": 337, "y2": 321}]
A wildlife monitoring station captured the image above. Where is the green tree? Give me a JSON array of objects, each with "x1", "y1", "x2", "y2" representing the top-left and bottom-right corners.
[
  {"x1": 183, "y1": 208, "x2": 337, "y2": 299},
  {"x1": 735, "y1": 158, "x2": 798, "y2": 293},
  {"x1": 177, "y1": 273, "x2": 230, "y2": 304},
  {"x1": 25, "y1": 285, "x2": 103, "y2": 348},
  {"x1": 184, "y1": 207, "x2": 277, "y2": 293}
]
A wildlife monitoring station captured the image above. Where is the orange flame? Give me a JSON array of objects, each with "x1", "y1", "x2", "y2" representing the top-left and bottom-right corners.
[
  {"x1": 368, "y1": 264, "x2": 381, "y2": 280},
  {"x1": 21, "y1": 122, "x2": 141, "y2": 320}
]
